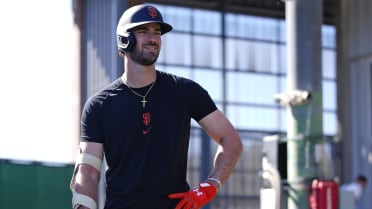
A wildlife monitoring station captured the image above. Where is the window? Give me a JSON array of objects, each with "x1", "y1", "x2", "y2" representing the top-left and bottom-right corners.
[{"x1": 156, "y1": 4, "x2": 337, "y2": 135}]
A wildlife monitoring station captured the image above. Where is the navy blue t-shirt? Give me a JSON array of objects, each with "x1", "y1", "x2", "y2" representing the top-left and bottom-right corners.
[{"x1": 80, "y1": 70, "x2": 217, "y2": 209}]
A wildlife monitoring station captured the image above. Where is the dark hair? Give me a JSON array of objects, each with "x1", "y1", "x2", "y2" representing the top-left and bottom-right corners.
[{"x1": 357, "y1": 174, "x2": 367, "y2": 183}]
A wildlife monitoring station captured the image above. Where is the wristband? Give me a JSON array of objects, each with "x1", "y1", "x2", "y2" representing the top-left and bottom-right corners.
[{"x1": 207, "y1": 177, "x2": 222, "y2": 190}]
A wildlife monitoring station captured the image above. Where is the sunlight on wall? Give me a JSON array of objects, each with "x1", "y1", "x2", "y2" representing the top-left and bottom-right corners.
[{"x1": 0, "y1": 1, "x2": 78, "y2": 163}]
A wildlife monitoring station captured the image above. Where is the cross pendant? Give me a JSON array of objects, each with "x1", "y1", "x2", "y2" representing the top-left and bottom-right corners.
[{"x1": 141, "y1": 97, "x2": 147, "y2": 108}]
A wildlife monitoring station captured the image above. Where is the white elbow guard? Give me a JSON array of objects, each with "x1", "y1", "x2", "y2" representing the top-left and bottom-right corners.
[
  {"x1": 70, "y1": 152, "x2": 102, "y2": 209},
  {"x1": 72, "y1": 191, "x2": 97, "y2": 209},
  {"x1": 70, "y1": 152, "x2": 102, "y2": 188},
  {"x1": 75, "y1": 152, "x2": 102, "y2": 171}
]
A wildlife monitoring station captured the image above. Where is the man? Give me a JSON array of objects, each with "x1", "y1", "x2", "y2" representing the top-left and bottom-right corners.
[
  {"x1": 70, "y1": 4, "x2": 242, "y2": 209},
  {"x1": 340, "y1": 175, "x2": 368, "y2": 204}
]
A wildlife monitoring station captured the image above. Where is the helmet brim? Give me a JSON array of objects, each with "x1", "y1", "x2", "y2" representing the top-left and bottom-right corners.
[{"x1": 118, "y1": 21, "x2": 173, "y2": 36}]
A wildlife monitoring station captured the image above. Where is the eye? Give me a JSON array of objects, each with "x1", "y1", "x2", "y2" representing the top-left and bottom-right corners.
[{"x1": 137, "y1": 29, "x2": 147, "y2": 34}]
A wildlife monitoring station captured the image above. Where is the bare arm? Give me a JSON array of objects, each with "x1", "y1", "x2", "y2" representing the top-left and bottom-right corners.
[
  {"x1": 71, "y1": 142, "x2": 103, "y2": 209},
  {"x1": 198, "y1": 110, "x2": 243, "y2": 187}
]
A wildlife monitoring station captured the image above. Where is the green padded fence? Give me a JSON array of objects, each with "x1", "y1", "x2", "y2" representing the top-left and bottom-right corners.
[{"x1": 0, "y1": 160, "x2": 74, "y2": 209}]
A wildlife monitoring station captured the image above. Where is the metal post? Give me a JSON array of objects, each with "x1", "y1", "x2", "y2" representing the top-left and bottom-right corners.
[{"x1": 285, "y1": 0, "x2": 323, "y2": 209}]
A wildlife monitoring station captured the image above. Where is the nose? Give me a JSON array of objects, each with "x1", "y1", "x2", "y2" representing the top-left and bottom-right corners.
[
  {"x1": 147, "y1": 33, "x2": 155, "y2": 41},
  {"x1": 146, "y1": 31, "x2": 161, "y2": 41}
]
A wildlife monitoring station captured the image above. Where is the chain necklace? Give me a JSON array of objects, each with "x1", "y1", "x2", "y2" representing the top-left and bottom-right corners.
[{"x1": 127, "y1": 81, "x2": 156, "y2": 108}]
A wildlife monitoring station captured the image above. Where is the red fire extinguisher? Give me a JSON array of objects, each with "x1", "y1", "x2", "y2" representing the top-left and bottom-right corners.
[{"x1": 309, "y1": 179, "x2": 339, "y2": 209}]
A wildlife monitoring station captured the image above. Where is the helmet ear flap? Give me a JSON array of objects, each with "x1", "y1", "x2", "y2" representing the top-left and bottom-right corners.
[{"x1": 117, "y1": 32, "x2": 136, "y2": 53}]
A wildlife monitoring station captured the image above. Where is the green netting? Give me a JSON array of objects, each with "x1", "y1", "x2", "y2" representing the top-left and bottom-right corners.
[{"x1": 0, "y1": 161, "x2": 74, "y2": 209}]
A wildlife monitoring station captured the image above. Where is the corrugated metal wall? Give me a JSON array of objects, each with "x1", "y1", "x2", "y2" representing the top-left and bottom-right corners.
[
  {"x1": 82, "y1": 0, "x2": 125, "y2": 100},
  {"x1": 350, "y1": 62, "x2": 372, "y2": 209},
  {"x1": 337, "y1": 1, "x2": 372, "y2": 208}
]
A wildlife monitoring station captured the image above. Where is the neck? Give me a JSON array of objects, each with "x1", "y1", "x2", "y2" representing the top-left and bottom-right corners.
[
  {"x1": 122, "y1": 65, "x2": 156, "y2": 88},
  {"x1": 122, "y1": 58, "x2": 156, "y2": 88}
]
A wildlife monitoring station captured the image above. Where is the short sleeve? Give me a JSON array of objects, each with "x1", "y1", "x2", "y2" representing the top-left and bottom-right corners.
[
  {"x1": 190, "y1": 82, "x2": 217, "y2": 122},
  {"x1": 80, "y1": 96, "x2": 105, "y2": 143}
]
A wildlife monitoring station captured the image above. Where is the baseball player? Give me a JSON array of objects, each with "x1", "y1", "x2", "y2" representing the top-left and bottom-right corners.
[{"x1": 70, "y1": 4, "x2": 242, "y2": 209}]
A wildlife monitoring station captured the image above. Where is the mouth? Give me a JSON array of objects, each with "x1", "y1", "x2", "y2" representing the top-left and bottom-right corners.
[{"x1": 144, "y1": 44, "x2": 158, "y2": 52}]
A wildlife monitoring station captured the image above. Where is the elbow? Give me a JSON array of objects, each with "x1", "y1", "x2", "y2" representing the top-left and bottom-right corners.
[
  {"x1": 220, "y1": 134, "x2": 243, "y2": 157},
  {"x1": 231, "y1": 134, "x2": 243, "y2": 159},
  {"x1": 235, "y1": 138, "x2": 243, "y2": 157},
  {"x1": 231, "y1": 131, "x2": 243, "y2": 154}
]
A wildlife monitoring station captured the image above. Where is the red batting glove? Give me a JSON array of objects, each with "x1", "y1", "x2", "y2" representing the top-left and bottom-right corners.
[{"x1": 168, "y1": 182, "x2": 217, "y2": 209}]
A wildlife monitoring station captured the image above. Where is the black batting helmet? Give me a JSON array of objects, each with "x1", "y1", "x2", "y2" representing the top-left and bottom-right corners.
[{"x1": 116, "y1": 4, "x2": 173, "y2": 53}]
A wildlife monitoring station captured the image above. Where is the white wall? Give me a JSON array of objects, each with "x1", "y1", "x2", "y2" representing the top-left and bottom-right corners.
[{"x1": 0, "y1": 0, "x2": 80, "y2": 163}]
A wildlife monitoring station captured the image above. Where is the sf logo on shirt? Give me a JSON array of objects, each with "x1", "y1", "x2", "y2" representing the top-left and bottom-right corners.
[{"x1": 142, "y1": 112, "x2": 151, "y2": 135}]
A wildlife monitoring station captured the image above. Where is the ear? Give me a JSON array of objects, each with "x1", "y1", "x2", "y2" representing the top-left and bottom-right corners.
[{"x1": 118, "y1": 31, "x2": 136, "y2": 52}]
